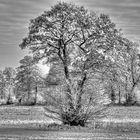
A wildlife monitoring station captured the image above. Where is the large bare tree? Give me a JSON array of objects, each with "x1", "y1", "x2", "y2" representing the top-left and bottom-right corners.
[{"x1": 20, "y1": 2, "x2": 125, "y2": 126}]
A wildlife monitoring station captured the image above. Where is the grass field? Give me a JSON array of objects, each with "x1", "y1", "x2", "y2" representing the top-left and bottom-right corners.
[
  {"x1": 0, "y1": 105, "x2": 140, "y2": 139},
  {"x1": 1, "y1": 105, "x2": 140, "y2": 127},
  {"x1": 0, "y1": 105, "x2": 58, "y2": 129}
]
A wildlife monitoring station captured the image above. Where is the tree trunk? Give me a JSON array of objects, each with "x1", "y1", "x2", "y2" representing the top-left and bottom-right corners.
[
  {"x1": 118, "y1": 85, "x2": 121, "y2": 105},
  {"x1": 27, "y1": 78, "x2": 31, "y2": 103},
  {"x1": 76, "y1": 72, "x2": 87, "y2": 113},
  {"x1": 34, "y1": 84, "x2": 38, "y2": 104},
  {"x1": 7, "y1": 87, "x2": 11, "y2": 105},
  {"x1": 125, "y1": 85, "x2": 136, "y2": 105},
  {"x1": 62, "y1": 44, "x2": 74, "y2": 110},
  {"x1": 110, "y1": 84, "x2": 115, "y2": 104}
]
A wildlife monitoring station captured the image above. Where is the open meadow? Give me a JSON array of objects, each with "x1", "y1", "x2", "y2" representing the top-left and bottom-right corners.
[{"x1": 0, "y1": 106, "x2": 140, "y2": 139}]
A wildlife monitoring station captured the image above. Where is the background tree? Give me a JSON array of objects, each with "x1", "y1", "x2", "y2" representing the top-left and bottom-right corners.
[
  {"x1": 121, "y1": 40, "x2": 140, "y2": 105},
  {"x1": 16, "y1": 55, "x2": 44, "y2": 104},
  {"x1": 31, "y1": 66, "x2": 44, "y2": 104},
  {"x1": 102, "y1": 37, "x2": 140, "y2": 105},
  {"x1": 3, "y1": 67, "x2": 16, "y2": 104},
  {"x1": 0, "y1": 70, "x2": 7, "y2": 101},
  {"x1": 45, "y1": 63, "x2": 64, "y2": 86},
  {"x1": 16, "y1": 56, "x2": 34, "y2": 104}
]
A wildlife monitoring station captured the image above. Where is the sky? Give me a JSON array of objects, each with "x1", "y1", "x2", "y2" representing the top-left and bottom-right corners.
[{"x1": 0, "y1": 0, "x2": 140, "y2": 70}]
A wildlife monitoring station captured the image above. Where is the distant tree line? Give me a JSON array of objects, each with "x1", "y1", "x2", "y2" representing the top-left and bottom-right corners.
[
  {"x1": 0, "y1": 56, "x2": 46, "y2": 105},
  {"x1": 0, "y1": 9, "x2": 140, "y2": 107},
  {"x1": 0, "y1": 3, "x2": 140, "y2": 107}
]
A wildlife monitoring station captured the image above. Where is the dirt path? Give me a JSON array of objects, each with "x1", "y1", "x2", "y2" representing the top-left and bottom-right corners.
[{"x1": 0, "y1": 128, "x2": 140, "y2": 140}]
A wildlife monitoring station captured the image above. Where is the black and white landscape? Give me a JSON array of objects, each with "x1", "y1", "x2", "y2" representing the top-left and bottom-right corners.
[{"x1": 0, "y1": 0, "x2": 140, "y2": 139}]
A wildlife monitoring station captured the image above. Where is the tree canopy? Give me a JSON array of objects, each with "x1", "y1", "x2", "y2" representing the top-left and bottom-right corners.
[{"x1": 19, "y1": 2, "x2": 140, "y2": 125}]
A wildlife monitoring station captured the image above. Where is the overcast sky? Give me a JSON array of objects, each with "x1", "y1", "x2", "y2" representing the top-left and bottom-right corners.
[{"x1": 0, "y1": 0, "x2": 140, "y2": 69}]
